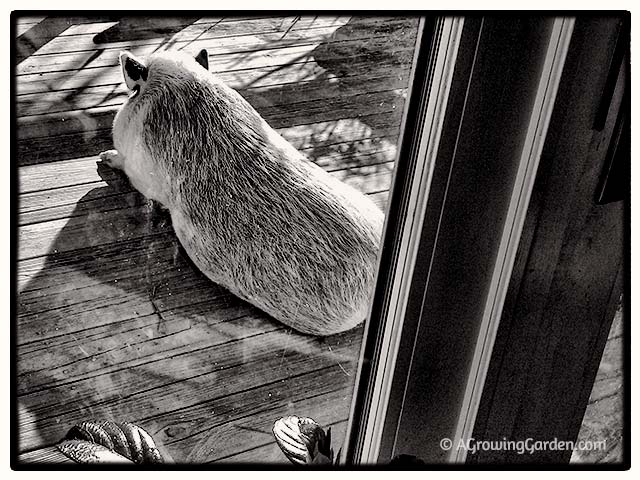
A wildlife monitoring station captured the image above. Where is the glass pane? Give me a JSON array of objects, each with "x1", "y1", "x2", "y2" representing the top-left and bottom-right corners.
[{"x1": 15, "y1": 15, "x2": 421, "y2": 464}]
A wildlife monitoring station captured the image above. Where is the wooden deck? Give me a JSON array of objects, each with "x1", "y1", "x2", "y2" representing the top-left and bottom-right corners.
[
  {"x1": 572, "y1": 305, "x2": 624, "y2": 463},
  {"x1": 15, "y1": 15, "x2": 419, "y2": 464}
]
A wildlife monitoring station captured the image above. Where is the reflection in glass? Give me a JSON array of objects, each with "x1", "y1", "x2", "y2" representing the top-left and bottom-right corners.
[{"x1": 16, "y1": 15, "x2": 420, "y2": 464}]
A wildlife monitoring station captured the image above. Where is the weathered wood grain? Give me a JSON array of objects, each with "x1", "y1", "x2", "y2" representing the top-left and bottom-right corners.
[
  {"x1": 147, "y1": 371, "x2": 354, "y2": 463},
  {"x1": 18, "y1": 108, "x2": 404, "y2": 166},
  {"x1": 18, "y1": 308, "x2": 280, "y2": 395},
  {"x1": 18, "y1": 61, "x2": 410, "y2": 117},
  {"x1": 16, "y1": 15, "x2": 410, "y2": 464},
  {"x1": 17, "y1": 159, "x2": 392, "y2": 261},
  {"x1": 15, "y1": 16, "x2": 280, "y2": 41},
  {"x1": 19, "y1": 326, "x2": 361, "y2": 456},
  {"x1": 21, "y1": 16, "x2": 352, "y2": 57},
  {"x1": 15, "y1": 16, "x2": 47, "y2": 37},
  {"x1": 16, "y1": 30, "x2": 412, "y2": 165},
  {"x1": 14, "y1": 16, "x2": 123, "y2": 64},
  {"x1": 18, "y1": 79, "x2": 407, "y2": 141},
  {"x1": 19, "y1": 129, "x2": 398, "y2": 194},
  {"x1": 17, "y1": 43, "x2": 318, "y2": 98},
  {"x1": 18, "y1": 17, "x2": 413, "y2": 76},
  {"x1": 16, "y1": 38, "x2": 414, "y2": 96},
  {"x1": 18, "y1": 27, "x2": 347, "y2": 76},
  {"x1": 19, "y1": 154, "x2": 395, "y2": 226},
  {"x1": 20, "y1": 17, "x2": 412, "y2": 70},
  {"x1": 18, "y1": 203, "x2": 170, "y2": 260},
  {"x1": 571, "y1": 308, "x2": 623, "y2": 463},
  {"x1": 213, "y1": 418, "x2": 349, "y2": 464}
]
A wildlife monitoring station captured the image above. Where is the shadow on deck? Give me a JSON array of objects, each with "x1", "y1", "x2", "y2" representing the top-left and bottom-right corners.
[{"x1": 15, "y1": 15, "x2": 419, "y2": 463}]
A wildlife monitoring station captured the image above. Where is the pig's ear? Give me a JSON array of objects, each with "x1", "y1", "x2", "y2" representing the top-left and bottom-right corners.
[
  {"x1": 195, "y1": 49, "x2": 209, "y2": 70},
  {"x1": 119, "y1": 51, "x2": 148, "y2": 91}
]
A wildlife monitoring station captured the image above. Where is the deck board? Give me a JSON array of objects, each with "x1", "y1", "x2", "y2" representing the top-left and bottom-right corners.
[
  {"x1": 18, "y1": 62, "x2": 409, "y2": 117},
  {"x1": 21, "y1": 17, "x2": 351, "y2": 56},
  {"x1": 21, "y1": 17, "x2": 401, "y2": 64},
  {"x1": 19, "y1": 88, "x2": 406, "y2": 141},
  {"x1": 16, "y1": 14, "x2": 415, "y2": 464}
]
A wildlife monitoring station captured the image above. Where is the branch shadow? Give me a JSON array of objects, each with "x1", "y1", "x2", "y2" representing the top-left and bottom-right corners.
[
  {"x1": 92, "y1": 17, "x2": 200, "y2": 45},
  {"x1": 15, "y1": 15, "x2": 119, "y2": 65},
  {"x1": 15, "y1": 17, "x2": 421, "y2": 459},
  {"x1": 17, "y1": 16, "x2": 419, "y2": 171}
]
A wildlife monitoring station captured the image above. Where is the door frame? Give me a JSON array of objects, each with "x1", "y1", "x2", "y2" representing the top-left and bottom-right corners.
[{"x1": 343, "y1": 14, "x2": 587, "y2": 465}]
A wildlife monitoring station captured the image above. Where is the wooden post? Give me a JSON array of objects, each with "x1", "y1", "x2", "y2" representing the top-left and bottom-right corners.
[{"x1": 469, "y1": 14, "x2": 628, "y2": 465}]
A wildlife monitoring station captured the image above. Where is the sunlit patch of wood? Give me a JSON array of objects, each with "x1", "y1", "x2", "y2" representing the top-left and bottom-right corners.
[{"x1": 15, "y1": 14, "x2": 419, "y2": 463}]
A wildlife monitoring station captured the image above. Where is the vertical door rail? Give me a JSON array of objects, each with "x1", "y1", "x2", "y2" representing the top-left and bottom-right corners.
[
  {"x1": 343, "y1": 16, "x2": 464, "y2": 464},
  {"x1": 345, "y1": 16, "x2": 578, "y2": 465},
  {"x1": 450, "y1": 17, "x2": 575, "y2": 462}
]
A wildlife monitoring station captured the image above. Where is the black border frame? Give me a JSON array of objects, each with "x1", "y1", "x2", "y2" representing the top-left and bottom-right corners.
[{"x1": 10, "y1": 10, "x2": 631, "y2": 471}]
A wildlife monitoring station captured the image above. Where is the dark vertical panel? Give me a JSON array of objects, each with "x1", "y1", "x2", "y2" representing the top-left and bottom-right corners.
[
  {"x1": 389, "y1": 17, "x2": 553, "y2": 462},
  {"x1": 377, "y1": 17, "x2": 484, "y2": 462},
  {"x1": 470, "y1": 15, "x2": 627, "y2": 465}
]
